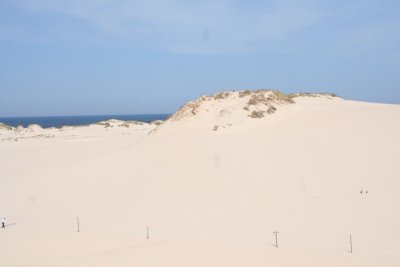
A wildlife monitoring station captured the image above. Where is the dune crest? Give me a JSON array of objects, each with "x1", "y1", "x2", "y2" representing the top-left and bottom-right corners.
[{"x1": 160, "y1": 90, "x2": 340, "y2": 132}]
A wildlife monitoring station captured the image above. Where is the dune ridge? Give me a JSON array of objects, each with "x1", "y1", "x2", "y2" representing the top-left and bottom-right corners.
[{"x1": 169, "y1": 90, "x2": 337, "y2": 121}]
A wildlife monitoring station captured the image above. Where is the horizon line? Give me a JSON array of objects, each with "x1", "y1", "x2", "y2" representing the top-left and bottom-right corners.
[{"x1": 0, "y1": 113, "x2": 172, "y2": 119}]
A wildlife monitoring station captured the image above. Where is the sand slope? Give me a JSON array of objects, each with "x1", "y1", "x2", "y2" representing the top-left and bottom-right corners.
[{"x1": 1, "y1": 90, "x2": 400, "y2": 266}]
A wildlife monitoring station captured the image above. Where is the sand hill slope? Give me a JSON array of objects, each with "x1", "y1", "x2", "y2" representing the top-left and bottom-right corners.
[{"x1": 0, "y1": 90, "x2": 400, "y2": 266}]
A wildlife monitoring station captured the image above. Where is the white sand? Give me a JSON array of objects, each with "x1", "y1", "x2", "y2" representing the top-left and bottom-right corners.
[{"x1": 1, "y1": 91, "x2": 400, "y2": 266}]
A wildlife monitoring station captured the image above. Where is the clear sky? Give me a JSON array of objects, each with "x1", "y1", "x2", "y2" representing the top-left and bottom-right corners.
[{"x1": 1, "y1": 0, "x2": 399, "y2": 117}]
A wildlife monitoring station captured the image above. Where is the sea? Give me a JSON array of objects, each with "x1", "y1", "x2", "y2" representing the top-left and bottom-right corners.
[{"x1": 0, "y1": 114, "x2": 170, "y2": 128}]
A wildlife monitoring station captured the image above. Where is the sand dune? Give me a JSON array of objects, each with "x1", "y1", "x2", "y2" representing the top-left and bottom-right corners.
[{"x1": 1, "y1": 90, "x2": 399, "y2": 266}]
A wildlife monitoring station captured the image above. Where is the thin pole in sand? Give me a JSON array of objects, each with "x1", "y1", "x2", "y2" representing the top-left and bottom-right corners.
[
  {"x1": 349, "y1": 234, "x2": 353, "y2": 253},
  {"x1": 146, "y1": 226, "x2": 149, "y2": 240},
  {"x1": 273, "y1": 231, "x2": 279, "y2": 248},
  {"x1": 77, "y1": 217, "x2": 80, "y2": 233}
]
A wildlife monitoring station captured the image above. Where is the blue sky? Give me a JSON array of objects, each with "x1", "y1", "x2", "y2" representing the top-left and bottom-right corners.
[{"x1": 0, "y1": 0, "x2": 399, "y2": 116}]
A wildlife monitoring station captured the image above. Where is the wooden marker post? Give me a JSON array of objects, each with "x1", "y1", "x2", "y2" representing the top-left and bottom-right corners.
[
  {"x1": 273, "y1": 231, "x2": 279, "y2": 248},
  {"x1": 77, "y1": 217, "x2": 80, "y2": 233},
  {"x1": 146, "y1": 226, "x2": 149, "y2": 240},
  {"x1": 350, "y1": 234, "x2": 353, "y2": 253}
]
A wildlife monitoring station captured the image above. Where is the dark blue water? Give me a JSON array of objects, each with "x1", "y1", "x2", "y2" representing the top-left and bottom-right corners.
[{"x1": 0, "y1": 114, "x2": 170, "y2": 128}]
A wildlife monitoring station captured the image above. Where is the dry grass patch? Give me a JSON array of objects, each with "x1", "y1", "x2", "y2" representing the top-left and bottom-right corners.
[
  {"x1": 247, "y1": 90, "x2": 294, "y2": 106},
  {"x1": 250, "y1": 110, "x2": 266, "y2": 118},
  {"x1": 169, "y1": 97, "x2": 206, "y2": 120},
  {"x1": 0, "y1": 123, "x2": 13, "y2": 131},
  {"x1": 96, "y1": 122, "x2": 112, "y2": 128},
  {"x1": 150, "y1": 120, "x2": 163, "y2": 126},
  {"x1": 248, "y1": 93, "x2": 267, "y2": 105},
  {"x1": 267, "y1": 106, "x2": 277, "y2": 114},
  {"x1": 244, "y1": 90, "x2": 294, "y2": 118},
  {"x1": 239, "y1": 90, "x2": 252, "y2": 97},
  {"x1": 213, "y1": 92, "x2": 231, "y2": 100},
  {"x1": 289, "y1": 92, "x2": 338, "y2": 99}
]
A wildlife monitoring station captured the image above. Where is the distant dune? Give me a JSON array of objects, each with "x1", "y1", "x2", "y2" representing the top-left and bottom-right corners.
[
  {"x1": 0, "y1": 119, "x2": 158, "y2": 142},
  {"x1": 1, "y1": 90, "x2": 400, "y2": 267}
]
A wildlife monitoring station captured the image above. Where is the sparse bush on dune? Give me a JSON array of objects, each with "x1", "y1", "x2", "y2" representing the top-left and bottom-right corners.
[
  {"x1": 150, "y1": 120, "x2": 163, "y2": 126},
  {"x1": 246, "y1": 90, "x2": 294, "y2": 106},
  {"x1": 270, "y1": 90, "x2": 296, "y2": 104},
  {"x1": 267, "y1": 106, "x2": 277, "y2": 114},
  {"x1": 169, "y1": 99, "x2": 204, "y2": 120},
  {"x1": 126, "y1": 120, "x2": 144, "y2": 125},
  {"x1": 244, "y1": 90, "x2": 294, "y2": 117},
  {"x1": 213, "y1": 92, "x2": 231, "y2": 100},
  {"x1": 247, "y1": 93, "x2": 267, "y2": 106},
  {"x1": 0, "y1": 123, "x2": 14, "y2": 131},
  {"x1": 96, "y1": 121, "x2": 117, "y2": 128},
  {"x1": 289, "y1": 92, "x2": 338, "y2": 99},
  {"x1": 118, "y1": 121, "x2": 145, "y2": 128},
  {"x1": 239, "y1": 90, "x2": 252, "y2": 97},
  {"x1": 250, "y1": 110, "x2": 266, "y2": 118},
  {"x1": 96, "y1": 120, "x2": 150, "y2": 129}
]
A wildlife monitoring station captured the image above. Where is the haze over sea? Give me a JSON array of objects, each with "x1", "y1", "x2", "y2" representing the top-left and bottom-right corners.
[{"x1": 0, "y1": 114, "x2": 170, "y2": 128}]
